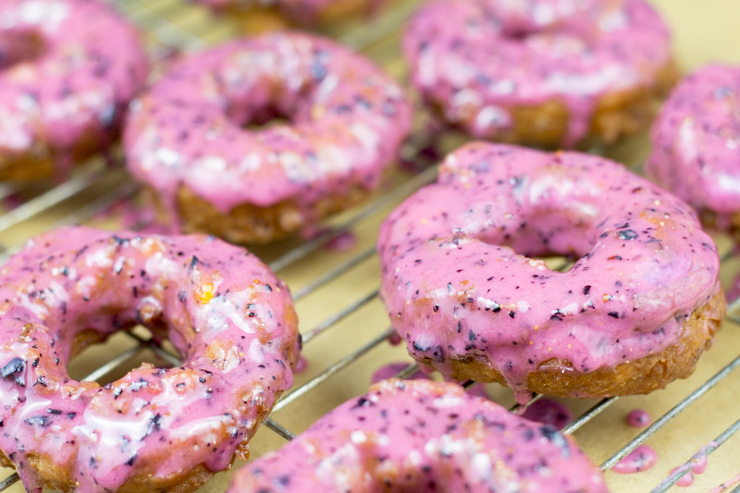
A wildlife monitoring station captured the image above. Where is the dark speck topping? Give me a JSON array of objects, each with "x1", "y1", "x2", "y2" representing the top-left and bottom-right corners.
[
  {"x1": 403, "y1": 0, "x2": 673, "y2": 147},
  {"x1": 647, "y1": 65, "x2": 740, "y2": 227},
  {"x1": 0, "y1": 227, "x2": 300, "y2": 492},
  {"x1": 378, "y1": 142, "x2": 722, "y2": 396},
  {"x1": 124, "y1": 31, "x2": 411, "y2": 240},
  {"x1": 227, "y1": 380, "x2": 606, "y2": 492}
]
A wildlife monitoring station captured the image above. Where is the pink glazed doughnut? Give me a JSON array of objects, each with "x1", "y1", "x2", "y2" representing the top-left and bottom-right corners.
[
  {"x1": 228, "y1": 379, "x2": 607, "y2": 492},
  {"x1": 0, "y1": 0, "x2": 148, "y2": 180},
  {"x1": 125, "y1": 31, "x2": 411, "y2": 244},
  {"x1": 647, "y1": 65, "x2": 740, "y2": 238},
  {"x1": 378, "y1": 143, "x2": 724, "y2": 401},
  {"x1": 403, "y1": 0, "x2": 678, "y2": 148},
  {"x1": 0, "y1": 227, "x2": 300, "y2": 492}
]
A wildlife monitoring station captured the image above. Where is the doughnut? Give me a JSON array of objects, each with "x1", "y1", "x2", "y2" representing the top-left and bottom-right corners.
[
  {"x1": 646, "y1": 64, "x2": 740, "y2": 237},
  {"x1": 196, "y1": 0, "x2": 390, "y2": 27},
  {"x1": 124, "y1": 31, "x2": 411, "y2": 244},
  {"x1": 228, "y1": 379, "x2": 607, "y2": 492},
  {"x1": 0, "y1": 0, "x2": 149, "y2": 181},
  {"x1": 378, "y1": 142, "x2": 725, "y2": 400},
  {"x1": 0, "y1": 226, "x2": 300, "y2": 492},
  {"x1": 403, "y1": 0, "x2": 678, "y2": 148}
]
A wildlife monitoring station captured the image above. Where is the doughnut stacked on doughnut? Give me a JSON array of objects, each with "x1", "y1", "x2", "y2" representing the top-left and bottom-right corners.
[
  {"x1": 124, "y1": 31, "x2": 411, "y2": 244},
  {"x1": 228, "y1": 379, "x2": 607, "y2": 492},
  {"x1": 0, "y1": 227, "x2": 300, "y2": 492},
  {"x1": 0, "y1": 0, "x2": 148, "y2": 181},
  {"x1": 378, "y1": 142, "x2": 724, "y2": 400},
  {"x1": 403, "y1": 0, "x2": 678, "y2": 148},
  {"x1": 647, "y1": 65, "x2": 740, "y2": 238}
]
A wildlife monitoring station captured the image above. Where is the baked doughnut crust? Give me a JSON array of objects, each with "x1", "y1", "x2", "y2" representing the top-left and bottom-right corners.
[
  {"x1": 429, "y1": 290, "x2": 725, "y2": 398},
  {"x1": 125, "y1": 31, "x2": 410, "y2": 244},
  {"x1": 378, "y1": 143, "x2": 725, "y2": 399},
  {"x1": 0, "y1": 227, "x2": 300, "y2": 491}
]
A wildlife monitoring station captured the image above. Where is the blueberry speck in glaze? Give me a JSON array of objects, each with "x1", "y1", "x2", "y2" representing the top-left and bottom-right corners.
[
  {"x1": 1, "y1": 358, "x2": 25, "y2": 381},
  {"x1": 378, "y1": 143, "x2": 723, "y2": 399},
  {"x1": 647, "y1": 65, "x2": 740, "y2": 235},
  {"x1": 0, "y1": 227, "x2": 300, "y2": 492},
  {"x1": 618, "y1": 230, "x2": 638, "y2": 240},
  {"x1": 123, "y1": 32, "x2": 411, "y2": 244},
  {"x1": 227, "y1": 380, "x2": 606, "y2": 491}
]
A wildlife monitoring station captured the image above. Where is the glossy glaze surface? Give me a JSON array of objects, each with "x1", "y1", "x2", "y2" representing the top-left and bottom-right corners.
[
  {"x1": 0, "y1": 227, "x2": 300, "y2": 492},
  {"x1": 403, "y1": 0, "x2": 672, "y2": 146},
  {"x1": 613, "y1": 445, "x2": 658, "y2": 474},
  {"x1": 229, "y1": 379, "x2": 607, "y2": 492},
  {"x1": 378, "y1": 142, "x2": 721, "y2": 394},
  {"x1": 647, "y1": 64, "x2": 740, "y2": 228},
  {"x1": 125, "y1": 31, "x2": 410, "y2": 233}
]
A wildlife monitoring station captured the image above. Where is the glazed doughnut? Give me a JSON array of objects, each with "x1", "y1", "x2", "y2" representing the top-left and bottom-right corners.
[
  {"x1": 196, "y1": 0, "x2": 390, "y2": 26},
  {"x1": 403, "y1": 0, "x2": 678, "y2": 148},
  {"x1": 647, "y1": 65, "x2": 740, "y2": 237},
  {"x1": 0, "y1": 227, "x2": 300, "y2": 492},
  {"x1": 0, "y1": 0, "x2": 148, "y2": 181},
  {"x1": 124, "y1": 31, "x2": 411, "y2": 244},
  {"x1": 228, "y1": 379, "x2": 607, "y2": 492},
  {"x1": 378, "y1": 142, "x2": 725, "y2": 401}
]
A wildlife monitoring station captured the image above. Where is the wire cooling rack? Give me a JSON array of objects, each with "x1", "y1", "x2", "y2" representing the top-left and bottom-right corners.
[{"x1": 2, "y1": 1, "x2": 740, "y2": 491}]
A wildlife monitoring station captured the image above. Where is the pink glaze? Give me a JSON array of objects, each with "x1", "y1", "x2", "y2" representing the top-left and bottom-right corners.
[
  {"x1": 626, "y1": 408, "x2": 651, "y2": 427},
  {"x1": 323, "y1": 231, "x2": 358, "y2": 252},
  {"x1": 693, "y1": 453, "x2": 710, "y2": 474},
  {"x1": 387, "y1": 331, "x2": 403, "y2": 345},
  {"x1": 613, "y1": 445, "x2": 658, "y2": 474},
  {"x1": 371, "y1": 362, "x2": 489, "y2": 398},
  {"x1": 661, "y1": 442, "x2": 715, "y2": 489},
  {"x1": 124, "y1": 31, "x2": 410, "y2": 236},
  {"x1": 95, "y1": 196, "x2": 174, "y2": 235},
  {"x1": 672, "y1": 468, "x2": 694, "y2": 487},
  {"x1": 378, "y1": 142, "x2": 722, "y2": 397},
  {"x1": 294, "y1": 355, "x2": 309, "y2": 373},
  {"x1": 647, "y1": 65, "x2": 740, "y2": 228},
  {"x1": 0, "y1": 227, "x2": 300, "y2": 492},
  {"x1": 521, "y1": 398, "x2": 572, "y2": 430},
  {"x1": 403, "y1": 0, "x2": 672, "y2": 147},
  {"x1": 371, "y1": 362, "x2": 490, "y2": 398},
  {"x1": 464, "y1": 381, "x2": 488, "y2": 398},
  {"x1": 709, "y1": 473, "x2": 740, "y2": 493},
  {"x1": 371, "y1": 362, "x2": 427, "y2": 383},
  {"x1": 228, "y1": 379, "x2": 607, "y2": 492},
  {"x1": 729, "y1": 270, "x2": 740, "y2": 307},
  {"x1": 0, "y1": 0, "x2": 148, "y2": 174}
]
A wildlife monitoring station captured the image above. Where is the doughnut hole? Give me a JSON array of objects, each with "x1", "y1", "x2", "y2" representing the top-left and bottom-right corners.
[
  {"x1": 215, "y1": 59, "x2": 315, "y2": 135},
  {"x1": 439, "y1": 163, "x2": 607, "y2": 261},
  {"x1": 66, "y1": 327, "x2": 180, "y2": 386},
  {"x1": 487, "y1": 0, "x2": 599, "y2": 33}
]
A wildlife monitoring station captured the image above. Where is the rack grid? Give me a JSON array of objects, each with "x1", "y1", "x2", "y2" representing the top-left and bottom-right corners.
[{"x1": 2, "y1": 1, "x2": 740, "y2": 491}]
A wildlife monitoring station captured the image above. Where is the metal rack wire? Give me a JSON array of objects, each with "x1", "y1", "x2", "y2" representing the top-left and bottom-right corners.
[{"x1": 2, "y1": 0, "x2": 740, "y2": 491}]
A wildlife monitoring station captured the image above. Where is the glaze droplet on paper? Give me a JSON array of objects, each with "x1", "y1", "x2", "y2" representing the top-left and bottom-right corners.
[
  {"x1": 521, "y1": 398, "x2": 573, "y2": 430},
  {"x1": 612, "y1": 445, "x2": 658, "y2": 474},
  {"x1": 626, "y1": 408, "x2": 651, "y2": 427}
]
